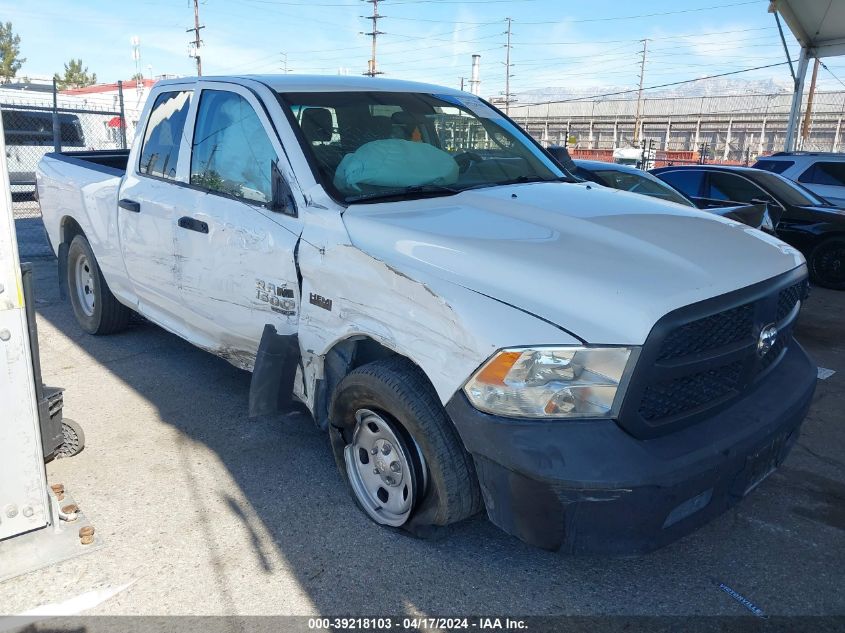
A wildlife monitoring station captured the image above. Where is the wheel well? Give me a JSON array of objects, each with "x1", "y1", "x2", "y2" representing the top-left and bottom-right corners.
[
  {"x1": 61, "y1": 216, "x2": 84, "y2": 245},
  {"x1": 313, "y1": 336, "x2": 417, "y2": 431},
  {"x1": 57, "y1": 217, "x2": 85, "y2": 300}
]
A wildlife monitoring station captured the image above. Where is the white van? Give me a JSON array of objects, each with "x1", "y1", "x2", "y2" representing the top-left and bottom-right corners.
[{"x1": 1, "y1": 108, "x2": 85, "y2": 187}]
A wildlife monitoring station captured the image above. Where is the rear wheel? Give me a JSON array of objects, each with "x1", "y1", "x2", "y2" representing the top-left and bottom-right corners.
[
  {"x1": 330, "y1": 356, "x2": 482, "y2": 530},
  {"x1": 809, "y1": 236, "x2": 845, "y2": 290},
  {"x1": 67, "y1": 235, "x2": 132, "y2": 334}
]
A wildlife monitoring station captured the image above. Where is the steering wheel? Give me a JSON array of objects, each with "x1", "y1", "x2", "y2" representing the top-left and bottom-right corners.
[{"x1": 454, "y1": 151, "x2": 484, "y2": 174}]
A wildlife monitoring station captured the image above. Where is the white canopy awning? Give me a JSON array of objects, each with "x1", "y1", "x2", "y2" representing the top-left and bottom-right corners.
[{"x1": 769, "y1": 0, "x2": 845, "y2": 150}]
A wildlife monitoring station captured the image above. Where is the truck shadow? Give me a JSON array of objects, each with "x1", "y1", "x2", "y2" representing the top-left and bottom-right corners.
[{"x1": 28, "y1": 259, "x2": 845, "y2": 617}]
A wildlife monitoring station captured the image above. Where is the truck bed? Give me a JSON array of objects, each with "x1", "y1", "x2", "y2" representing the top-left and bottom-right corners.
[
  {"x1": 49, "y1": 149, "x2": 130, "y2": 175},
  {"x1": 36, "y1": 150, "x2": 129, "y2": 259}
]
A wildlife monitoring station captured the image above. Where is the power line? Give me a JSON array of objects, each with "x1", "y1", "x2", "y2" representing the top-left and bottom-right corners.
[
  {"x1": 518, "y1": 61, "x2": 791, "y2": 107},
  {"x1": 821, "y1": 61, "x2": 845, "y2": 90}
]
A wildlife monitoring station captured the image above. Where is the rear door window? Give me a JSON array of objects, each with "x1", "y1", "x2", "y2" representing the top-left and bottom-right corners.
[
  {"x1": 754, "y1": 159, "x2": 794, "y2": 175},
  {"x1": 655, "y1": 170, "x2": 704, "y2": 198},
  {"x1": 139, "y1": 90, "x2": 192, "y2": 180},
  {"x1": 705, "y1": 172, "x2": 766, "y2": 203},
  {"x1": 798, "y1": 162, "x2": 845, "y2": 186}
]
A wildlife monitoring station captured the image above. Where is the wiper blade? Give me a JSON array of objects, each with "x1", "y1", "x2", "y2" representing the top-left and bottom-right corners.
[
  {"x1": 345, "y1": 184, "x2": 462, "y2": 203},
  {"x1": 460, "y1": 175, "x2": 572, "y2": 192}
]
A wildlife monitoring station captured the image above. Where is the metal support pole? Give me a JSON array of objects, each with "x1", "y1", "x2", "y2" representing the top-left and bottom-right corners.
[
  {"x1": 51, "y1": 78, "x2": 60, "y2": 153},
  {"x1": 117, "y1": 80, "x2": 127, "y2": 150},
  {"x1": 784, "y1": 48, "x2": 810, "y2": 152}
]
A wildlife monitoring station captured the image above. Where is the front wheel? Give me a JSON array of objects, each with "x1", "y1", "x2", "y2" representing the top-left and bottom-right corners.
[
  {"x1": 330, "y1": 357, "x2": 482, "y2": 531},
  {"x1": 809, "y1": 236, "x2": 845, "y2": 290}
]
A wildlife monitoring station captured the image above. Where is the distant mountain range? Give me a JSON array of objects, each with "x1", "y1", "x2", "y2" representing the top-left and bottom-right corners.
[{"x1": 513, "y1": 77, "x2": 796, "y2": 103}]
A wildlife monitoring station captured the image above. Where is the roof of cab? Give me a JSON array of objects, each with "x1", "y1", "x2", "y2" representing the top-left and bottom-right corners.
[{"x1": 155, "y1": 74, "x2": 466, "y2": 96}]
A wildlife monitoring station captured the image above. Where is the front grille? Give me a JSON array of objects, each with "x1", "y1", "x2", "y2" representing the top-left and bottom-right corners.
[
  {"x1": 657, "y1": 304, "x2": 753, "y2": 360},
  {"x1": 618, "y1": 270, "x2": 807, "y2": 438},
  {"x1": 639, "y1": 361, "x2": 743, "y2": 421},
  {"x1": 776, "y1": 281, "x2": 805, "y2": 323}
]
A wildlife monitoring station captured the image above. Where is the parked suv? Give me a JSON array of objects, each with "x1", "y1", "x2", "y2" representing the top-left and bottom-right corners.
[{"x1": 754, "y1": 152, "x2": 845, "y2": 208}]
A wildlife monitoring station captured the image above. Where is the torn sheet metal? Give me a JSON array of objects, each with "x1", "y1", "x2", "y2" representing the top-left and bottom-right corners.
[{"x1": 294, "y1": 211, "x2": 574, "y2": 411}]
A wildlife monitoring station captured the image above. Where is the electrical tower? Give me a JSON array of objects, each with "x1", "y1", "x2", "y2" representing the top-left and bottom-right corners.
[
  {"x1": 633, "y1": 38, "x2": 649, "y2": 144},
  {"x1": 187, "y1": 0, "x2": 204, "y2": 76},
  {"x1": 363, "y1": 0, "x2": 384, "y2": 77},
  {"x1": 503, "y1": 18, "x2": 514, "y2": 114}
]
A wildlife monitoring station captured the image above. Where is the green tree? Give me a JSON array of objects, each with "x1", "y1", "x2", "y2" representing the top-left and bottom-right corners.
[
  {"x1": 0, "y1": 22, "x2": 26, "y2": 83},
  {"x1": 53, "y1": 58, "x2": 97, "y2": 89},
  {"x1": 131, "y1": 72, "x2": 144, "y2": 83}
]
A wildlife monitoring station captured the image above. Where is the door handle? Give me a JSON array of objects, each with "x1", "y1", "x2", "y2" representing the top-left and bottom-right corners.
[
  {"x1": 118, "y1": 198, "x2": 141, "y2": 213},
  {"x1": 178, "y1": 216, "x2": 209, "y2": 234}
]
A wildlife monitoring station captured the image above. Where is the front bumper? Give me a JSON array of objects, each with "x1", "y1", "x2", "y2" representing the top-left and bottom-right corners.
[{"x1": 445, "y1": 343, "x2": 816, "y2": 554}]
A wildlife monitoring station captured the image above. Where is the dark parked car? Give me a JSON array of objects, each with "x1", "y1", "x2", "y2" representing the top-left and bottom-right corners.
[
  {"x1": 651, "y1": 165, "x2": 845, "y2": 289},
  {"x1": 573, "y1": 159, "x2": 773, "y2": 231}
]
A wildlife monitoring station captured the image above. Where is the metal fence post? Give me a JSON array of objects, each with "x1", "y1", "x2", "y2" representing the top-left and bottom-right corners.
[
  {"x1": 117, "y1": 80, "x2": 127, "y2": 150},
  {"x1": 51, "y1": 78, "x2": 61, "y2": 152}
]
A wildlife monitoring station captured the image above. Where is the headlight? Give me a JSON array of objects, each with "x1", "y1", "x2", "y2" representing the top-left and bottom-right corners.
[{"x1": 463, "y1": 346, "x2": 635, "y2": 419}]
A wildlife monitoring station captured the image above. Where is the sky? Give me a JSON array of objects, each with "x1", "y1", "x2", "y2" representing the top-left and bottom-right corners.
[{"x1": 4, "y1": 0, "x2": 845, "y2": 99}]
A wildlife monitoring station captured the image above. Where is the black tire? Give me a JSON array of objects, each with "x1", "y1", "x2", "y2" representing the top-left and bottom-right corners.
[
  {"x1": 330, "y1": 356, "x2": 482, "y2": 529},
  {"x1": 809, "y1": 236, "x2": 845, "y2": 290},
  {"x1": 67, "y1": 234, "x2": 132, "y2": 334}
]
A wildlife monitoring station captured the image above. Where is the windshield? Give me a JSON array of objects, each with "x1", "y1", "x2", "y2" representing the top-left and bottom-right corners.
[
  {"x1": 754, "y1": 170, "x2": 831, "y2": 207},
  {"x1": 278, "y1": 91, "x2": 567, "y2": 203},
  {"x1": 591, "y1": 168, "x2": 694, "y2": 207}
]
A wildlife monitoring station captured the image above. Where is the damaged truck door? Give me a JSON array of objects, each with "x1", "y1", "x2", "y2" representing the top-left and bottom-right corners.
[{"x1": 172, "y1": 83, "x2": 302, "y2": 380}]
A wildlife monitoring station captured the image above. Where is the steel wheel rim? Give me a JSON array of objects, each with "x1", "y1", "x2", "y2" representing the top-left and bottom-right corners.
[
  {"x1": 344, "y1": 408, "x2": 425, "y2": 527},
  {"x1": 74, "y1": 254, "x2": 96, "y2": 317}
]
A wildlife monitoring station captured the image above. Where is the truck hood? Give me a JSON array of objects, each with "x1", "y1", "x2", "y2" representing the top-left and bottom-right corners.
[{"x1": 342, "y1": 182, "x2": 805, "y2": 344}]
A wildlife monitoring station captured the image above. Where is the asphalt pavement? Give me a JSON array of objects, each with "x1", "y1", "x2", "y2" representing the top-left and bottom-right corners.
[{"x1": 0, "y1": 257, "x2": 842, "y2": 619}]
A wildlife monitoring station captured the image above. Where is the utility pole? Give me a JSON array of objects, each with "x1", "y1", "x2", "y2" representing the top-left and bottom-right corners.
[
  {"x1": 633, "y1": 38, "x2": 648, "y2": 145},
  {"x1": 280, "y1": 52, "x2": 292, "y2": 74},
  {"x1": 801, "y1": 57, "x2": 820, "y2": 149},
  {"x1": 363, "y1": 0, "x2": 384, "y2": 77},
  {"x1": 460, "y1": 77, "x2": 465, "y2": 91},
  {"x1": 504, "y1": 17, "x2": 513, "y2": 115},
  {"x1": 187, "y1": 0, "x2": 204, "y2": 76}
]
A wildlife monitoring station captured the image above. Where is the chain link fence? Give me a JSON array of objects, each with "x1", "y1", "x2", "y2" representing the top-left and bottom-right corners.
[{"x1": 2, "y1": 81, "x2": 127, "y2": 258}]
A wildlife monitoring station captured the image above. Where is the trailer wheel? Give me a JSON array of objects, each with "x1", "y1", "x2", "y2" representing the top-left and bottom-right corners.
[
  {"x1": 56, "y1": 418, "x2": 85, "y2": 459},
  {"x1": 67, "y1": 235, "x2": 131, "y2": 334},
  {"x1": 330, "y1": 356, "x2": 482, "y2": 530}
]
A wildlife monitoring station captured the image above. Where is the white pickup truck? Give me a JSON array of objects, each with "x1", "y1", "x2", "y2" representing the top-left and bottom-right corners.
[{"x1": 36, "y1": 75, "x2": 817, "y2": 553}]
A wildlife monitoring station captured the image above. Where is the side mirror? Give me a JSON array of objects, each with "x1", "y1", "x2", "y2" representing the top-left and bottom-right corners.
[
  {"x1": 547, "y1": 145, "x2": 578, "y2": 173},
  {"x1": 271, "y1": 160, "x2": 297, "y2": 217}
]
